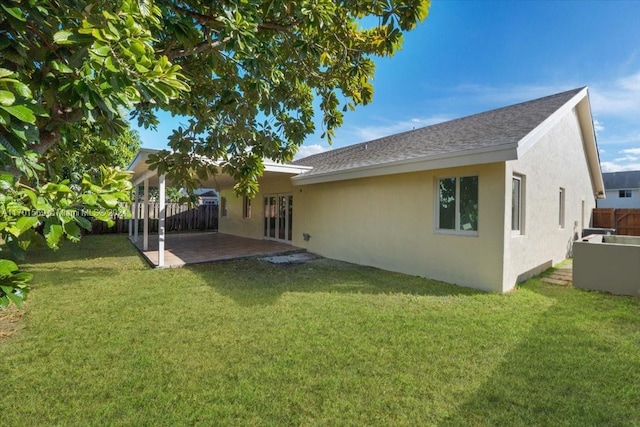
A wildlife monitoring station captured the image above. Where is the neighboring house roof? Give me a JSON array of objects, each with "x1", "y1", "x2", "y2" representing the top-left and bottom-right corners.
[
  {"x1": 292, "y1": 87, "x2": 604, "y2": 198},
  {"x1": 602, "y1": 171, "x2": 640, "y2": 190}
]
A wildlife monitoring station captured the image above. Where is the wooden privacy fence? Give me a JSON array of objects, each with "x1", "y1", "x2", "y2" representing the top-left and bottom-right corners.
[
  {"x1": 89, "y1": 203, "x2": 218, "y2": 234},
  {"x1": 592, "y1": 208, "x2": 640, "y2": 236}
]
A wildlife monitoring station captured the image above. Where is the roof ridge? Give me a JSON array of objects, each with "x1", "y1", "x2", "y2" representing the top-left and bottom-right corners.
[
  {"x1": 293, "y1": 87, "x2": 585, "y2": 165},
  {"x1": 292, "y1": 87, "x2": 589, "y2": 180}
]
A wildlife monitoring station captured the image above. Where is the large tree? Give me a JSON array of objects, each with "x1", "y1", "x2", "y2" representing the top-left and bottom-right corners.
[
  {"x1": 0, "y1": 0, "x2": 430, "y2": 307},
  {"x1": 43, "y1": 125, "x2": 141, "y2": 184}
]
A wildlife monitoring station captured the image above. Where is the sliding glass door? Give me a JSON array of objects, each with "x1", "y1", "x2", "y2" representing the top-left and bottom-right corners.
[{"x1": 264, "y1": 194, "x2": 293, "y2": 242}]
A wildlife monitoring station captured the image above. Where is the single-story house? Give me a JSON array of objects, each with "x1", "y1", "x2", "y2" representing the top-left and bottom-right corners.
[
  {"x1": 129, "y1": 87, "x2": 604, "y2": 292},
  {"x1": 596, "y1": 171, "x2": 640, "y2": 208},
  {"x1": 195, "y1": 189, "x2": 219, "y2": 206}
]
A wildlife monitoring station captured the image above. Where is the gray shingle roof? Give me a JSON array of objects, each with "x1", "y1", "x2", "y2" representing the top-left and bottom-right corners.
[
  {"x1": 602, "y1": 171, "x2": 640, "y2": 190},
  {"x1": 293, "y1": 88, "x2": 585, "y2": 175}
]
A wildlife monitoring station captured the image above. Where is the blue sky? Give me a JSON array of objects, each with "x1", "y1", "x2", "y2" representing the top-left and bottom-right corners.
[{"x1": 132, "y1": 0, "x2": 640, "y2": 172}]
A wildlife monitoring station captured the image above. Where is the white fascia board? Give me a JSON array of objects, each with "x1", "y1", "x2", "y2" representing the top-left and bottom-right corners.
[
  {"x1": 517, "y1": 87, "x2": 588, "y2": 158},
  {"x1": 576, "y1": 92, "x2": 605, "y2": 198},
  {"x1": 264, "y1": 162, "x2": 313, "y2": 174},
  {"x1": 129, "y1": 148, "x2": 311, "y2": 185},
  {"x1": 291, "y1": 144, "x2": 518, "y2": 186},
  {"x1": 127, "y1": 148, "x2": 159, "y2": 171}
]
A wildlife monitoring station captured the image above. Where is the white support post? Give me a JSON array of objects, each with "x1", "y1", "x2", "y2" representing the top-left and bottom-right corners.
[
  {"x1": 158, "y1": 173, "x2": 166, "y2": 267},
  {"x1": 128, "y1": 190, "x2": 133, "y2": 238},
  {"x1": 133, "y1": 185, "x2": 139, "y2": 242},
  {"x1": 143, "y1": 178, "x2": 149, "y2": 251}
]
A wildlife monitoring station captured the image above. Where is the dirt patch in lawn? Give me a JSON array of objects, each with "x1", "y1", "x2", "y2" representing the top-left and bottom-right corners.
[{"x1": 0, "y1": 304, "x2": 26, "y2": 340}]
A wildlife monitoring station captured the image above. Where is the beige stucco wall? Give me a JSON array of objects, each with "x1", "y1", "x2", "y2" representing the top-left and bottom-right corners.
[
  {"x1": 573, "y1": 235, "x2": 640, "y2": 296},
  {"x1": 218, "y1": 175, "x2": 295, "y2": 240},
  {"x1": 216, "y1": 106, "x2": 597, "y2": 294},
  {"x1": 292, "y1": 164, "x2": 507, "y2": 292},
  {"x1": 503, "y1": 108, "x2": 597, "y2": 289}
]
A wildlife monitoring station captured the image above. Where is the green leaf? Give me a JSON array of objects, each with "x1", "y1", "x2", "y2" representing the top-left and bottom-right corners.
[
  {"x1": 100, "y1": 193, "x2": 119, "y2": 208},
  {"x1": 1, "y1": 5, "x2": 26, "y2": 22},
  {"x1": 0, "y1": 68, "x2": 14, "y2": 78},
  {"x1": 50, "y1": 60, "x2": 74, "y2": 74},
  {"x1": 53, "y1": 30, "x2": 74, "y2": 44},
  {"x1": 0, "y1": 259, "x2": 19, "y2": 276},
  {"x1": 0, "y1": 109, "x2": 10, "y2": 125},
  {"x1": 91, "y1": 45, "x2": 111, "y2": 57},
  {"x1": 75, "y1": 216, "x2": 93, "y2": 231},
  {"x1": 138, "y1": 0, "x2": 153, "y2": 17},
  {"x1": 104, "y1": 56, "x2": 119, "y2": 72},
  {"x1": 129, "y1": 40, "x2": 147, "y2": 57},
  {"x1": 15, "y1": 217, "x2": 39, "y2": 235},
  {"x1": 0, "y1": 90, "x2": 16, "y2": 106},
  {"x1": 12, "y1": 272, "x2": 33, "y2": 283},
  {"x1": 81, "y1": 193, "x2": 98, "y2": 205},
  {"x1": 44, "y1": 219, "x2": 64, "y2": 248},
  {"x1": 0, "y1": 104, "x2": 36, "y2": 124},
  {"x1": 4, "y1": 239, "x2": 26, "y2": 260},
  {"x1": 7, "y1": 80, "x2": 32, "y2": 98},
  {"x1": 64, "y1": 221, "x2": 81, "y2": 242},
  {"x1": 0, "y1": 172, "x2": 15, "y2": 188},
  {"x1": 0, "y1": 285, "x2": 27, "y2": 308},
  {"x1": 21, "y1": 188, "x2": 38, "y2": 206}
]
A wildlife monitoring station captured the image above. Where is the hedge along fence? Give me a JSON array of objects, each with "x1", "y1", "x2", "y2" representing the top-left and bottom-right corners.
[{"x1": 88, "y1": 203, "x2": 218, "y2": 234}]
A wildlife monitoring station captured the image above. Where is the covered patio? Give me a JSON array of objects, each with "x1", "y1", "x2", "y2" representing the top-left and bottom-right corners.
[
  {"x1": 131, "y1": 232, "x2": 301, "y2": 268},
  {"x1": 127, "y1": 148, "x2": 311, "y2": 267}
]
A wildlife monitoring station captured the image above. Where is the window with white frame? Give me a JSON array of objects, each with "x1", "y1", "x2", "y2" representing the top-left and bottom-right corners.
[
  {"x1": 220, "y1": 197, "x2": 227, "y2": 217},
  {"x1": 243, "y1": 196, "x2": 251, "y2": 219},
  {"x1": 512, "y1": 175, "x2": 524, "y2": 233},
  {"x1": 619, "y1": 190, "x2": 632, "y2": 198},
  {"x1": 436, "y1": 176, "x2": 478, "y2": 234},
  {"x1": 558, "y1": 188, "x2": 565, "y2": 228}
]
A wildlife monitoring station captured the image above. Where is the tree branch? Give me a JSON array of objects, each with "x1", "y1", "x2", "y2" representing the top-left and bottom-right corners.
[
  {"x1": 163, "y1": 36, "x2": 232, "y2": 59},
  {"x1": 33, "y1": 130, "x2": 61, "y2": 155},
  {"x1": 162, "y1": 4, "x2": 299, "y2": 59},
  {"x1": 170, "y1": 4, "x2": 298, "y2": 33},
  {"x1": 33, "y1": 109, "x2": 85, "y2": 155}
]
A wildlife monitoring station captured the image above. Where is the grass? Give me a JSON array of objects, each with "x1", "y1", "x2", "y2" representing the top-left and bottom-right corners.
[{"x1": 1, "y1": 235, "x2": 639, "y2": 426}]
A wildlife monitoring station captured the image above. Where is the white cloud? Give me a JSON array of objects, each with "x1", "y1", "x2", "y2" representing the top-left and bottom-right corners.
[
  {"x1": 590, "y1": 72, "x2": 640, "y2": 117},
  {"x1": 294, "y1": 144, "x2": 326, "y2": 160},
  {"x1": 622, "y1": 147, "x2": 640, "y2": 155},
  {"x1": 613, "y1": 156, "x2": 638, "y2": 162},
  {"x1": 449, "y1": 74, "x2": 640, "y2": 125},
  {"x1": 451, "y1": 83, "x2": 577, "y2": 107},
  {"x1": 618, "y1": 71, "x2": 640, "y2": 91},
  {"x1": 595, "y1": 130, "x2": 640, "y2": 146},
  {"x1": 350, "y1": 116, "x2": 451, "y2": 142},
  {"x1": 601, "y1": 161, "x2": 640, "y2": 173},
  {"x1": 593, "y1": 119, "x2": 605, "y2": 133}
]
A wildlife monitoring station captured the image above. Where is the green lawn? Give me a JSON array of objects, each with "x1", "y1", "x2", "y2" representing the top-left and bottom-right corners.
[{"x1": 2, "y1": 235, "x2": 639, "y2": 426}]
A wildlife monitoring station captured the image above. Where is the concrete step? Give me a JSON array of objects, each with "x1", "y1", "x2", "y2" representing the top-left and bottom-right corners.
[{"x1": 541, "y1": 277, "x2": 572, "y2": 286}]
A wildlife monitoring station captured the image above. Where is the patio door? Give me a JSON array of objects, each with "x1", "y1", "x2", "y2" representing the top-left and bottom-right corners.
[{"x1": 264, "y1": 194, "x2": 293, "y2": 242}]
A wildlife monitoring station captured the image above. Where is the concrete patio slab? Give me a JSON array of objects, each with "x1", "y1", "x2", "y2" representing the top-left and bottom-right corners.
[{"x1": 130, "y1": 232, "x2": 302, "y2": 267}]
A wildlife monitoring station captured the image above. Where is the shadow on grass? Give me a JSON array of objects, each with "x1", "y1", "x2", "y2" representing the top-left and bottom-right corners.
[
  {"x1": 188, "y1": 257, "x2": 485, "y2": 306},
  {"x1": 28, "y1": 266, "x2": 127, "y2": 287},
  {"x1": 21, "y1": 235, "x2": 150, "y2": 289},
  {"x1": 442, "y1": 279, "x2": 640, "y2": 426},
  {"x1": 22, "y1": 234, "x2": 146, "y2": 265}
]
